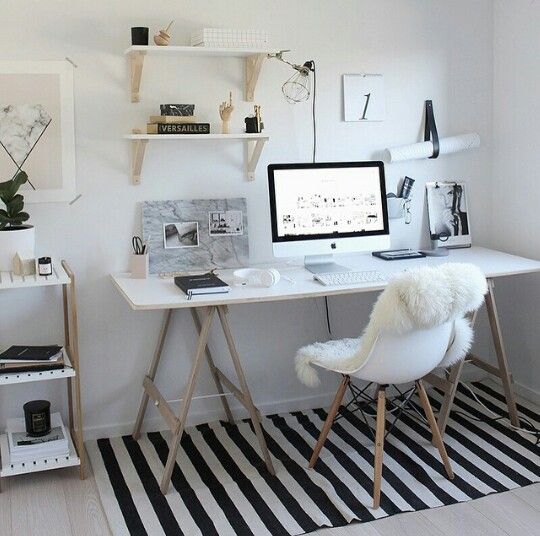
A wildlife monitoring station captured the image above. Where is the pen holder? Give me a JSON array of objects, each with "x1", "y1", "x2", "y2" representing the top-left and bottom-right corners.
[
  {"x1": 387, "y1": 197, "x2": 406, "y2": 219},
  {"x1": 130, "y1": 254, "x2": 149, "y2": 279}
]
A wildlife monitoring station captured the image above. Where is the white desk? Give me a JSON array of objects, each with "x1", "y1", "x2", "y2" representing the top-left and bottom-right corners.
[{"x1": 111, "y1": 246, "x2": 540, "y2": 494}]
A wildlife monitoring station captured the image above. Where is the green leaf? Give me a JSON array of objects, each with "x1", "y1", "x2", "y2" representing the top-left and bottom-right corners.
[{"x1": 16, "y1": 211, "x2": 30, "y2": 222}]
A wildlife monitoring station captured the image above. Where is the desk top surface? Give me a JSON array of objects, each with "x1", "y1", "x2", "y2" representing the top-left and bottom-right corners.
[{"x1": 111, "y1": 246, "x2": 540, "y2": 311}]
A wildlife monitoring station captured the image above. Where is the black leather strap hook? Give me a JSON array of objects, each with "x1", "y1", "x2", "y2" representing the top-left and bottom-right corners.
[{"x1": 424, "y1": 100, "x2": 440, "y2": 159}]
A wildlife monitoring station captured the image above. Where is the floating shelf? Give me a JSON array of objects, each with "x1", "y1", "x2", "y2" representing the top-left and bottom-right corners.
[
  {"x1": 124, "y1": 45, "x2": 281, "y2": 103},
  {"x1": 0, "y1": 431, "x2": 80, "y2": 478},
  {"x1": 124, "y1": 131, "x2": 269, "y2": 184}
]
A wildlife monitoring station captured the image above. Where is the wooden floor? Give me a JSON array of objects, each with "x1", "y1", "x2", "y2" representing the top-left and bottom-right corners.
[{"x1": 0, "y1": 454, "x2": 538, "y2": 536}]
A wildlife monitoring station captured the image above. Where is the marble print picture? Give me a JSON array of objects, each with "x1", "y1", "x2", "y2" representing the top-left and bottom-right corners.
[
  {"x1": 142, "y1": 198, "x2": 249, "y2": 274},
  {"x1": 209, "y1": 210, "x2": 244, "y2": 236},
  {"x1": 163, "y1": 222, "x2": 199, "y2": 248}
]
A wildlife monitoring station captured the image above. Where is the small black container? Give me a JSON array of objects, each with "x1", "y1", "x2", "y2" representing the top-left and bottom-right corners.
[
  {"x1": 23, "y1": 400, "x2": 51, "y2": 437},
  {"x1": 131, "y1": 27, "x2": 149, "y2": 46},
  {"x1": 38, "y1": 256, "x2": 52, "y2": 276}
]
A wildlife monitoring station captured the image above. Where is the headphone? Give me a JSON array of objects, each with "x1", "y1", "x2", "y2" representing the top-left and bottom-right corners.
[{"x1": 233, "y1": 268, "x2": 281, "y2": 288}]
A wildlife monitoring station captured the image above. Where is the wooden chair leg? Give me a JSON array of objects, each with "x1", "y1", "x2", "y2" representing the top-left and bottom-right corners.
[
  {"x1": 373, "y1": 386, "x2": 386, "y2": 509},
  {"x1": 416, "y1": 380, "x2": 454, "y2": 479},
  {"x1": 309, "y1": 375, "x2": 349, "y2": 468}
]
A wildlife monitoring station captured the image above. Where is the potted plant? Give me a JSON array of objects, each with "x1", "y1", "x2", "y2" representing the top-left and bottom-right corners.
[{"x1": 0, "y1": 171, "x2": 35, "y2": 271}]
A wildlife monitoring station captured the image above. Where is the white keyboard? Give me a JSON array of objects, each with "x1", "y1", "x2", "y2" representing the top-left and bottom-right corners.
[{"x1": 314, "y1": 270, "x2": 386, "y2": 286}]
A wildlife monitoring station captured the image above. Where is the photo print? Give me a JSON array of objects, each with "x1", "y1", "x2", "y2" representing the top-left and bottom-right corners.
[
  {"x1": 208, "y1": 210, "x2": 244, "y2": 236},
  {"x1": 426, "y1": 181, "x2": 471, "y2": 248},
  {"x1": 163, "y1": 222, "x2": 199, "y2": 249}
]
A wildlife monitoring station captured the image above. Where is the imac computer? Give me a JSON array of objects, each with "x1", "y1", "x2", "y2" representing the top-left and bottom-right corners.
[{"x1": 268, "y1": 161, "x2": 390, "y2": 274}]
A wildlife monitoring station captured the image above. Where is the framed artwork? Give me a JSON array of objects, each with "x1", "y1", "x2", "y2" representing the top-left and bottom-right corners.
[
  {"x1": 0, "y1": 61, "x2": 76, "y2": 203},
  {"x1": 426, "y1": 181, "x2": 472, "y2": 248},
  {"x1": 343, "y1": 74, "x2": 385, "y2": 122}
]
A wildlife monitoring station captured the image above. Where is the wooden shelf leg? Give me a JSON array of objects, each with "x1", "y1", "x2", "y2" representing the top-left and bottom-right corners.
[
  {"x1": 130, "y1": 51, "x2": 145, "y2": 103},
  {"x1": 434, "y1": 308, "x2": 479, "y2": 438},
  {"x1": 61, "y1": 261, "x2": 86, "y2": 480},
  {"x1": 485, "y1": 278, "x2": 520, "y2": 427},
  {"x1": 246, "y1": 138, "x2": 266, "y2": 181},
  {"x1": 160, "y1": 307, "x2": 216, "y2": 494},
  {"x1": 131, "y1": 128, "x2": 148, "y2": 185},
  {"x1": 191, "y1": 308, "x2": 235, "y2": 424},
  {"x1": 217, "y1": 305, "x2": 275, "y2": 475},
  {"x1": 133, "y1": 309, "x2": 173, "y2": 440},
  {"x1": 245, "y1": 53, "x2": 266, "y2": 102}
]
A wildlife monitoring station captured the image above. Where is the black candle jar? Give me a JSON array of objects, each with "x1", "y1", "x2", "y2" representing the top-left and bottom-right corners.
[
  {"x1": 131, "y1": 27, "x2": 149, "y2": 46},
  {"x1": 23, "y1": 400, "x2": 51, "y2": 437}
]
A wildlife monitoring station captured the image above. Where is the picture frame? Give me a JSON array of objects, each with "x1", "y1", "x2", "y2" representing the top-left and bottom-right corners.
[
  {"x1": 426, "y1": 181, "x2": 472, "y2": 248},
  {"x1": 0, "y1": 60, "x2": 76, "y2": 203},
  {"x1": 343, "y1": 74, "x2": 385, "y2": 122}
]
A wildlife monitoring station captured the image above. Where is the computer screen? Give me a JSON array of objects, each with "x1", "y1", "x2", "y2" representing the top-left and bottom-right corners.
[{"x1": 268, "y1": 162, "x2": 389, "y2": 245}]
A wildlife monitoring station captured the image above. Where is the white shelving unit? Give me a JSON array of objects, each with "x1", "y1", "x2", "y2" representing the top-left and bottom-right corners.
[
  {"x1": 125, "y1": 131, "x2": 269, "y2": 184},
  {"x1": 124, "y1": 45, "x2": 281, "y2": 103},
  {"x1": 0, "y1": 261, "x2": 85, "y2": 488}
]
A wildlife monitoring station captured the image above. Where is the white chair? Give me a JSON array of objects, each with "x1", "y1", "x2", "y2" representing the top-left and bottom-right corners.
[{"x1": 295, "y1": 263, "x2": 487, "y2": 508}]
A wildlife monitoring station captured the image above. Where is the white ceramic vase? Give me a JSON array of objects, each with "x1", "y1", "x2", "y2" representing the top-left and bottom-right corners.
[{"x1": 0, "y1": 226, "x2": 36, "y2": 271}]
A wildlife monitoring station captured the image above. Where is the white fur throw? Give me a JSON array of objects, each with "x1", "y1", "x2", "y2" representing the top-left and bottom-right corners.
[{"x1": 295, "y1": 263, "x2": 487, "y2": 387}]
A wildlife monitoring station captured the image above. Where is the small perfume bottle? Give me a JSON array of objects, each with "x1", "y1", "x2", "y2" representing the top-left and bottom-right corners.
[{"x1": 38, "y1": 257, "x2": 53, "y2": 276}]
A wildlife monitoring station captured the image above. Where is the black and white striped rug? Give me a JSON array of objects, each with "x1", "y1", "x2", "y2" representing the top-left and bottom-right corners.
[{"x1": 88, "y1": 382, "x2": 540, "y2": 535}]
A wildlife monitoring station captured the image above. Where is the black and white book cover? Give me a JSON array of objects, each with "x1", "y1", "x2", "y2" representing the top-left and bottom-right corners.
[{"x1": 426, "y1": 181, "x2": 471, "y2": 248}]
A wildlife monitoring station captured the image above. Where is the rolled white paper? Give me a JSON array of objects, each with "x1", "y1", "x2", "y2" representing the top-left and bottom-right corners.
[{"x1": 386, "y1": 132, "x2": 481, "y2": 163}]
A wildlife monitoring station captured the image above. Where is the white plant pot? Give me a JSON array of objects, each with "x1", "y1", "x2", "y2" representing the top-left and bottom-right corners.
[{"x1": 0, "y1": 226, "x2": 35, "y2": 271}]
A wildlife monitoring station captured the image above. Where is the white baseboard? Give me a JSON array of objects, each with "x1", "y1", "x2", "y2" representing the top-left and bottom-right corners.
[
  {"x1": 83, "y1": 391, "x2": 337, "y2": 440},
  {"x1": 483, "y1": 377, "x2": 540, "y2": 406},
  {"x1": 83, "y1": 378, "x2": 539, "y2": 441}
]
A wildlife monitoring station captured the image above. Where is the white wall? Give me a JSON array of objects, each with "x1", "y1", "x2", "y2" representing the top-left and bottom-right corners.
[
  {"x1": 492, "y1": 1, "x2": 540, "y2": 397},
  {"x1": 0, "y1": 0, "x2": 496, "y2": 436}
]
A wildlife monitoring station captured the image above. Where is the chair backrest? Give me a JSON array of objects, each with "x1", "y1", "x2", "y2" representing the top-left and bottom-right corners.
[
  {"x1": 351, "y1": 321, "x2": 454, "y2": 384},
  {"x1": 345, "y1": 263, "x2": 487, "y2": 383}
]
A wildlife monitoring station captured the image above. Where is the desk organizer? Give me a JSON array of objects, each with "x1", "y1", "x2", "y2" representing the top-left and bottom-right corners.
[{"x1": 130, "y1": 254, "x2": 149, "y2": 279}]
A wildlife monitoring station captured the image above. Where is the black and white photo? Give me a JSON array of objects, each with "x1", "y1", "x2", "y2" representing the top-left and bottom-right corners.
[
  {"x1": 208, "y1": 210, "x2": 244, "y2": 236},
  {"x1": 163, "y1": 222, "x2": 199, "y2": 249},
  {"x1": 426, "y1": 181, "x2": 471, "y2": 248}
]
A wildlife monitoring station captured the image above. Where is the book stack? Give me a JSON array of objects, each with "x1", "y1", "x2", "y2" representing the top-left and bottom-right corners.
[
  {"x1": 191, "y1": 28, "x2": 269, "y2": 49},
  {"x1": 0, "y1": 345, "x2": 66, "y2": 374},
  {"x1": 147, "y1": 104, "x2": 210, "y2": 135},
  {"x1": 7, "y1": 413, "x2": 69, "y2": 464}
]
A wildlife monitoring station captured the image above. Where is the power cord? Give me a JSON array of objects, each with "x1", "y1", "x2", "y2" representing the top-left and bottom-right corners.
[{"x1": 457, "y1": 382, "x2": 540, "y2": 446}]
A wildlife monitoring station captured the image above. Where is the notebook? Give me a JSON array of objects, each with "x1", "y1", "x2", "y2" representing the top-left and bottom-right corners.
[
  {"x1": 0, "y1": 345, "x2": 63, "y2": 363},
  {"x1": 174, "y1": 273, "x2": 231, "y2": 300}
]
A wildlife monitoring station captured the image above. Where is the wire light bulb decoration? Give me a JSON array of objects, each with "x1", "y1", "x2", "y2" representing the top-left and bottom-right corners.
[{"x1": 269, "y1": 51, "x2": 315, "y2": 103}]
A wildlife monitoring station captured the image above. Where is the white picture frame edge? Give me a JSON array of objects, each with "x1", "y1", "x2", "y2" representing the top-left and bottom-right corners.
[
  {"x1": 163, "y1": 221, "x2": 200, "y2": 249},
  {"x1": 343, "y1": 73, "x2": 385, "y2": 122},
  {"x1": 426, "y1": 181, "x2": 472, "y2": 248},
  {"x1": 0, "y1": 60, "x2": 76, "y2": 204}
]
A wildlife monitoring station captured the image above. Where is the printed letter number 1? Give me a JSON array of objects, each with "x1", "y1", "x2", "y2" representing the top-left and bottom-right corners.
[{"x1": 361, "y1": 93, "x2": 371, "y2": 120}]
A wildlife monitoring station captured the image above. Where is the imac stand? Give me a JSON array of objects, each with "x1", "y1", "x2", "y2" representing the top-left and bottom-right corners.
[{"x1": 304, "y1": 254, "x2": 348, "y2": 274}]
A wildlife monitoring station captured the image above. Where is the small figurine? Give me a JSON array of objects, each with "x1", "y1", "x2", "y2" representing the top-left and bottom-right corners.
[
  {"x1": 154, "y1": 20, "x2": 174, "y2": 46},
  {"x1": 219, "y1": 92, "x2": 234, "y2": 134}
]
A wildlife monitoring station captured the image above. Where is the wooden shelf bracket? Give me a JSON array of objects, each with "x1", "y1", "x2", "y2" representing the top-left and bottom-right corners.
[
  {"x1": 245, "y1": 53, "x2": 266, "y2": 102},
  {"x1": 246, "y1": 138, "x2": 267, "y2": 181},
  {"x1": 130, "y1": 51, "x2": 146, "y2": 103},
  {"x1": 131, "y1": 129, "x2": 148, "y2": 185}
]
